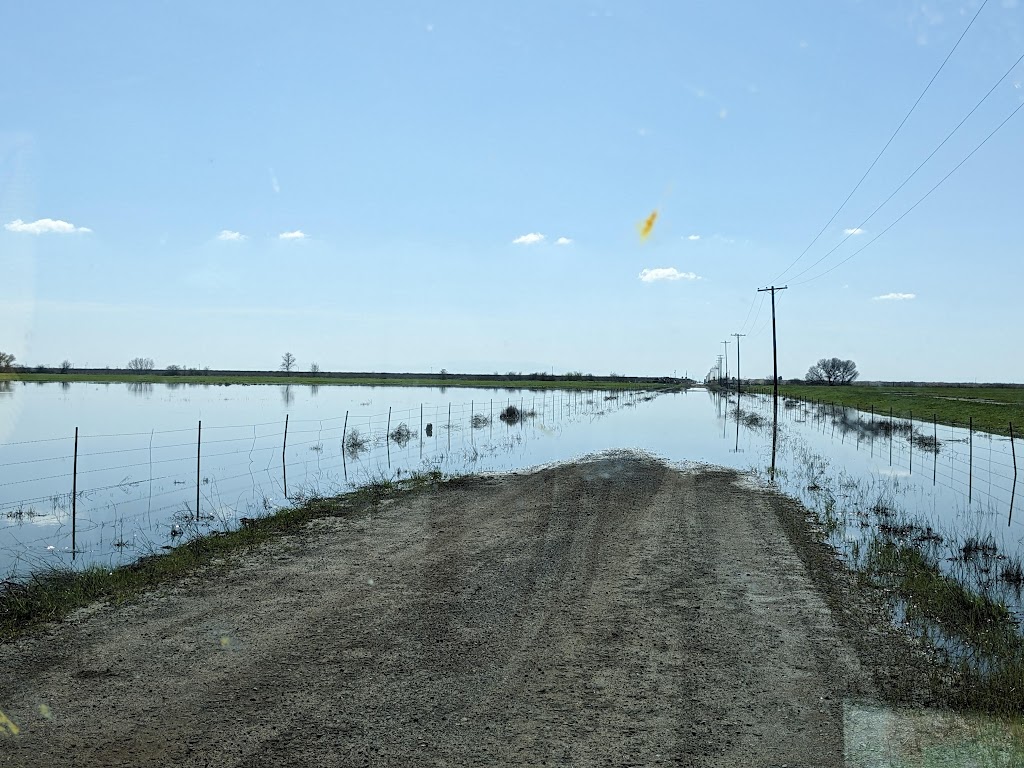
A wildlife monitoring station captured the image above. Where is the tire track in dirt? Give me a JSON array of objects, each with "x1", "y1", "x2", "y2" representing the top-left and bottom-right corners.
[{"x1": 1, "y1": 453, "x2": 870, "y2": 767}]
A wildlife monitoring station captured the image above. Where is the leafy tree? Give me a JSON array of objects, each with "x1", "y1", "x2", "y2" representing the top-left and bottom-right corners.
[
  {"x1": 127, "y1": 357, "x2": 155, "y2": 371},
  {"x1": 806, "y1": 357, "x2": 859, "y2": 386},
  {"x1": 281, "y1": 352, "x2": 296, "y2": 373},
  {"x1": 165, "y1": 365, "x2": 182, "y2": 375}
]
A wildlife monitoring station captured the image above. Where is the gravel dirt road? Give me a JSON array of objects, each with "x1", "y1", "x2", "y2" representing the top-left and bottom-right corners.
[{"x1": 1, "y1": 453, "x2": 885, "y2": 767}]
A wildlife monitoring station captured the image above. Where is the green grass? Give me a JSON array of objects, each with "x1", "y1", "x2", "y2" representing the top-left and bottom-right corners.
[
  {"x1": 771, "y1": 384, "x2": 1024, "y2": 438},
  {"x1": 0, "y1": 371, "x2": 672, "y2": 391},
  {"x1": 865, "y1": 539, "x2": 1024, "y2": 713},
  {"x1": 0, "y1": 471, "x2": 447, "y2": 643}
]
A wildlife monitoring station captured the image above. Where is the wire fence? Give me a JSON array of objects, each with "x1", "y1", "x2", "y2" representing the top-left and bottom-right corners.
[
  {"x1": 734, "y1": 388, "x2": 1022, "y2": 532},
  {"x1": 0, "y1": 388, "x2": 651, "y2": 578}
]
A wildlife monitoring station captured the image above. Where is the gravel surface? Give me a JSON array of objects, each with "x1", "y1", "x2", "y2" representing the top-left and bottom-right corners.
[{"x1": 1, "y1": 453, "x2": 886, "y2": 766}]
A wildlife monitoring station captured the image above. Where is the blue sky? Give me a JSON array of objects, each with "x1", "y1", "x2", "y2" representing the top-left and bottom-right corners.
[{"x1": 2, "y1": 1, "x2": 1022, "y2": 382}]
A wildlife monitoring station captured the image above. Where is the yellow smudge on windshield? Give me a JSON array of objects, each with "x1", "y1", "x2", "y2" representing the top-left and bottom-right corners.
[
  {"x1": 639, "y1": 209, "x2": 658, "y2": 241},
  {"x1": 0, "y1": 709, "x2": 20, "y2": 736},
  {"x1": 38, "y1": 704, "x2": 51, "y2": 720}
]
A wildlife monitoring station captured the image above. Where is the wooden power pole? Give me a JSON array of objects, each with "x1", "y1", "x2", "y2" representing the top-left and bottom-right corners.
[
  {"x1": 757, "y1": 286, "x2": 788, "y2": 407},
  {"x1": 731, "y1": 333, "x2": 745, "y2": 396}
]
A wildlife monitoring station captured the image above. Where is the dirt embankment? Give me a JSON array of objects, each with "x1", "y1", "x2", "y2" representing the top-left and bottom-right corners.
[{"x1": 1, "y1": 453, "x2": 916, "y2": 766}]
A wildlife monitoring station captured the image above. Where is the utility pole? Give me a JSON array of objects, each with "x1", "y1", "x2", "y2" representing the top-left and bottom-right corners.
[
  {"x1": 731, "y1": 333, "x2": 745, "y2": 396},
  {"x1": 722, "y1": 340, "x2": 731, "y2": 384},
  {"x1": 757, "y1": 285, "x2": 788, "y2": 408}
]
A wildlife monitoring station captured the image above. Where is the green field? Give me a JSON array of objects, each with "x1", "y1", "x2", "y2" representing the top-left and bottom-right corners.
[
  {"x1": 0, "y1": 371, "x2": 675, "y2": 391},
  {"x1": 771, "y1": 384, "x2": 1024, "y2": 438}
]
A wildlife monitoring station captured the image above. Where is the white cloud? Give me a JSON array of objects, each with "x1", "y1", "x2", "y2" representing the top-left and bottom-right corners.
[
  {"x1": 873, "y1": 292, "x2": 916, "y2": 301},
  {"x1": 216, "y1": 230, "x2": 247, "y2": 241},
  {"x1": 687, "y1": 234, "x2": 701, "y2": 241},
  {"x1": 639, "y1": 267, "x2": 701, "y2": 283},
  {"x1": 844, "y1": 227, "x2": 865, "y2": 235},
  {"x1": 718, "y1": 108, "x2": 728, "y2": 119},
  {"x1": 4, "y1": 218, "x2": 92, "y2": 234},
  {"x1": 512, "y1": 232, "x2": 545, "y2": 245},
  {"x1": 279, "y1": 230, "x2": 306, "y2": 240},
  {"x1": 555, "y1": 236, "x2": 573, "y2": 246},
  {"x1": 270, "y1": 169, "x2": 280, "y2": 194}
]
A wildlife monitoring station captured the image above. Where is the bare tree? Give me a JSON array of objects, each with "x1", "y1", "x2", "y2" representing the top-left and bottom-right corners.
[
  {"x1": 0, "y1": 351, "x2": 15, "y2": 370},
  {"x1": 281, "y1": 352, "x2": 296, "y2": 373},
  {"x1": 127, "y1": 357, "x2": 155, "y2": 371},
  {"x1": 806, "y1": 357, "x2": 859, "y2": 386},
  {"x1": 60, "y1": 360, "x2": 73, "y2": 373},
  {"x1": 309, "y1": 362, "x2": 321, "y2": 374}
]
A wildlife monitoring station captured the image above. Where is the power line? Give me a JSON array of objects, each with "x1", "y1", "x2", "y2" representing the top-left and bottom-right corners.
[
  {"x1": 771, "y1": 0, "x2": 991, "y2": 284},
  {"x1": 793, "y1": 98, "x2": 1024, "y2": 285},
  {"x1": 787, "y1": 44, "x2": 1024, "y2": 283}
]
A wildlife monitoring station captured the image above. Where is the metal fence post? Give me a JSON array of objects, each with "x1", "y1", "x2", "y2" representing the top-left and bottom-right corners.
[
  {"x1": 969, "y1": 416, "x2": 974, "y2": 504},
  {"x1": 196, "y1": 420, "x2": 202, "y2": 521},
  {"x1": 72, "y1": 427, "x2": 79, "y2": 558},
  {"x1": 282, "y1": 414, "x2": 289, "y2": 498}
]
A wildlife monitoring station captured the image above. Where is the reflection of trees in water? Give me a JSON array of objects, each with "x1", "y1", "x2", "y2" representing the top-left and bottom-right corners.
[
  {"x1": 126, "y1": 382, "x2": 154, "y2": 396},
  {"x1": 0, "y1": 380, "x2": 12, "y2": 395},
  {"x1": 280, "y1": 385, "x2": 293, "y2": 406},
  {"x1": 166, "y1": 382, "x2": 183, "y2": 390},
  {"x1": 60, "y1": 381, "x2": 71, "y2": 391},
  {"x1": 310, "y1": 385, "x2": 320, "y2": 397}
]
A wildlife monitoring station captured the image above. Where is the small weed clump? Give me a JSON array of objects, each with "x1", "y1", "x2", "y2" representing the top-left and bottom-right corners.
[
  {"x1": 345, "y1": 428, "x2": 369, "y2": 456},
  {"x1": 471, "y1": 414, "x2": 490, "y2": 429},
  {"x1": 499, "y1": 405, "x2": 536, "y2": 424},
  {"x1": 388, "y1": 423, "x2": 414, "y2": 447}
]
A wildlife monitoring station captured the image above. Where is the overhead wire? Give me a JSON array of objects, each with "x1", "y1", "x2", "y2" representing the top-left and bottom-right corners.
[
  {"x1": 787, "y1": 44, "x2": 1024, "y2": 284},
  {"x1": 771, "y1": 0, "x2": 991, "y2": 284},
  {"x1": 793, "y1": 98, "x2": 1024, "y2": 285}
]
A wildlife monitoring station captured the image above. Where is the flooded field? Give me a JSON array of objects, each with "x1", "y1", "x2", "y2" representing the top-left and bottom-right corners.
[{"x1": 1, "y1": 382, "x2": 1021, "y2": 625}]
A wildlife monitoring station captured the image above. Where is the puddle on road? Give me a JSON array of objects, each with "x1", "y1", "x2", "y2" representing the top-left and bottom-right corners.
[{"x1": 845, "y1": 700, "x2": 1024, "y2": 767}]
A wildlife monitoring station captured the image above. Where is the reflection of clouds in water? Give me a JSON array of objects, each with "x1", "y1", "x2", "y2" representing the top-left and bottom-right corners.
[{"x1": 877, "y1": 467, "x2": 911, "y2": 478}]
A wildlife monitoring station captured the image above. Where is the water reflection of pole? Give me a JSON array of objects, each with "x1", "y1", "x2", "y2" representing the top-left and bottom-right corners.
[
  {"x1": 731, "y1": 398, "x2": 741, "y2": 454},
  {"x1": 933, "y1": 414, "x2": 938, "y2": 486},
  {"x1": 770, "y1": 403, "x2": 778, "y2": 485}
]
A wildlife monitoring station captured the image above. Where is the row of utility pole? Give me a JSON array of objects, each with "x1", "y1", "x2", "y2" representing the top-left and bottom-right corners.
[{"x1": 711, "y1": 285, "x2": 787, "y2": 408}]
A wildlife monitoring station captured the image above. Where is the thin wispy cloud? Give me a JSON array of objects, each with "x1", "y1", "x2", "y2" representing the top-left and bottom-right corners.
[
  {"x1": 512, "y1": 232, "x2": 545, "y2": 245},
  {"x1": 555, "y1": 236, "x2": 573, "y2": 246},
  {"x1": 844, "y1": 227, "x2": 865, "y2": 235},
  {"x1": 639, "y1": 268, "x2": 701, "y2": 283},
  {"x1": 4, "y1": 218, "x2": 92, "y2": 234},
  {"x1": 718, "y1": 108, "x2": 728, "y2": 119},
  {"x1": 270, "y1": 169, "x2": 280, "y2": 194},
  {"x1": 216, "y1": 230, "x2": 247, "y2": 241},
  {"x1": 873, "y1": 292, "x2": 916, "y2": 301},
  {"x1": 687, "y1": 234, "x2": 701, "y2": 241},
  {"x1": 279, "y1": 230, "x2": 306, "y2": 240}
]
